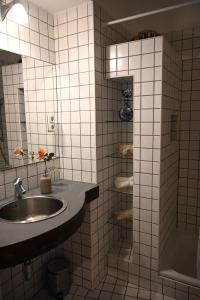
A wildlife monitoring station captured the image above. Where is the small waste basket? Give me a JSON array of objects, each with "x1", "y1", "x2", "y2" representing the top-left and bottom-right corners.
[{"x1": 47, "y1": 257, "x2": 70, "y2": 299}]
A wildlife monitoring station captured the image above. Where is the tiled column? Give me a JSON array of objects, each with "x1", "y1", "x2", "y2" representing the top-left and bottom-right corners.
[{"x1": 106, "y1": 36, "x2": 164, "y2": 290}]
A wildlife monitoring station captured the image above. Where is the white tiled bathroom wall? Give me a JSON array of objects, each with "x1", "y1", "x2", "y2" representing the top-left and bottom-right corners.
[
  {"x1": 0, "y1": 0, "x2": 55, "y2": 64},
  {"x1": 54, "y1": 0, "x2": 131, "y2": 289},
  {"x1": 54, "y1": 0, "x2": 97, "y2": 184},
  {"x1": 0, "y1": 1, "x2": 59, "y2": 299},
  {"x1": 22, "y1": 56, "x2": 57, "y2": 155},
  {"x1": 54, "y1": 2, "x2": 99, "y2": 289},
  {"x1": 93, "y1": 2, "x2": 132, "y2": 286}
]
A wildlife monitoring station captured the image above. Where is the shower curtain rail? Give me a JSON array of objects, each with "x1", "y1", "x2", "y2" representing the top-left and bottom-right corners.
[{"x1": 103, "y1": 0, "x2": 200, "y2": 27}]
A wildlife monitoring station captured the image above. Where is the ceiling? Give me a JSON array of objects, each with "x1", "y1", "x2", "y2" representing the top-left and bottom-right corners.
[
  {"x1": 96, "y1": 0, "x2": 200, "y2": 36},
  {"x1": 30, "y1": 0, "x2": 88, "y2": 13},
  {"x1": 30, "y1": 0, "x2": 200, "y2": 36}
]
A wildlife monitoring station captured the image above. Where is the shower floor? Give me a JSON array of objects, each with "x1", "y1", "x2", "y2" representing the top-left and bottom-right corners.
[{"x1": 160, "y1": 228, "x2": 200, "y2": 288}]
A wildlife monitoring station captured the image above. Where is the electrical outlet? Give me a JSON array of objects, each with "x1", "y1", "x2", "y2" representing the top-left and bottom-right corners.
[
  {"x1": 48, "y1": 123, "x2": 55, "y2": 132},
  {"x1": 47, "y1": 115, "x2": 55, "y2": 133}
]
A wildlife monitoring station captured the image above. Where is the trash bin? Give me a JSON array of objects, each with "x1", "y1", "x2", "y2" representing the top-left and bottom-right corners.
[{"x1": 47, "y1": 257, "x2": 70, "y2": 299}]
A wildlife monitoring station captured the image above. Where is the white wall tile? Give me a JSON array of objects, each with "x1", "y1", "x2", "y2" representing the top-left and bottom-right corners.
[
  {"x1": 117, "y1": 43, "x2": 128, "y2": 57},
  {"x1": 129, "y1": 40, "x2": 141, "y2": 56}
]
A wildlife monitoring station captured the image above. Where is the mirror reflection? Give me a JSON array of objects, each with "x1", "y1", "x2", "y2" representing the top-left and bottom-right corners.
[{"x1": 0, "y1": 50, "x2": 57, "y2": 170}]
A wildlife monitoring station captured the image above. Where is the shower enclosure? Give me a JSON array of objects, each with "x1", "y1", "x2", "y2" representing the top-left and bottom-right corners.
[{"x1": 159, "y1": 31, "x2": 200, "y2": 289}]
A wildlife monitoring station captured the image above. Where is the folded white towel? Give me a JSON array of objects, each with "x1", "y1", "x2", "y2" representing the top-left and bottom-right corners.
[
  {"x1": 115, "y1": 176, "x2": 133, "y2": 189},
  {"x1": 118, "y1": 144, "x2": 133, "y2": 156}
]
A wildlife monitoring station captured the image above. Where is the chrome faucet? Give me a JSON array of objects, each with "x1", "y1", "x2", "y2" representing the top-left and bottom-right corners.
[{"x1": 14, "y1": 178, "x2": 26, "y2": 200}]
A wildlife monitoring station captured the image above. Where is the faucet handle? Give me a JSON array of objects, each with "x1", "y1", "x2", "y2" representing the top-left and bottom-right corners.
[
  {"x1": 13, "y1": 177, "x2": 22, "y2": 185},
  {"x1": 20, "y1": 184, "x2": 26, "y2": 195},
  {"x1": 14, "y1": 177, "x2": 26, "y2": 199}
]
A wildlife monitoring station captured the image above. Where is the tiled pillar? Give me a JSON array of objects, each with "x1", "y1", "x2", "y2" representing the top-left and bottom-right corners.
[{"x1": 106, "y1": 36, "x2": 164, "y2": 290}]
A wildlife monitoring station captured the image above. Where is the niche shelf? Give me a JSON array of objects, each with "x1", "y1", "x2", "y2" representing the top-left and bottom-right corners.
[
  {"x1": 108, "y1": 186, "x2": 133, "y2": 195},
  {"x1": 105, "y1": 83, "x2": 134, "y2": 281},
  {"x1": 105, "y1": 120, "x2": 132, "y2": 123},
  {"x1": 107, "y1": 153, "x2": 133, "y2": 160},
  {"x1": 108, "y1": 218, "x2": 133, "y2": 228}
]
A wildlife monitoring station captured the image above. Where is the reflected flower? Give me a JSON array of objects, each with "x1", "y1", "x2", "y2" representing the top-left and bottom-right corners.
[{"x1": 13, "y1": 146, "x2": 24, "y2": 157}]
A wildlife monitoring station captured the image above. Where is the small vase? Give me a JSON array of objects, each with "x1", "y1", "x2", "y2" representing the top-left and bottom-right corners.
[
  {"x1": 40, "y1": 175, "x2": 52, "y2": 194},
  {"x1": 119, "y1": 88, "x2": 133, "y2": 122}
]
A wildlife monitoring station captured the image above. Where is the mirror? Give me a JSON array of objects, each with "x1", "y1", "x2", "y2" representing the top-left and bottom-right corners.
[{"x1": 0, "y1": 49, "x2": 58, "y2": 170}]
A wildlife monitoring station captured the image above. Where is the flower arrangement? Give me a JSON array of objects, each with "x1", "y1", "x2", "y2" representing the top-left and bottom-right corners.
[
  {"x1": 13, "y1": 146, "x2": 55, "y2": 176},
  {"x1": 36, "y1": 147, "x2": 55, "y2": 176},
  {"x1": 13, "y1": 147, "x2": 35, "y2": 160}
]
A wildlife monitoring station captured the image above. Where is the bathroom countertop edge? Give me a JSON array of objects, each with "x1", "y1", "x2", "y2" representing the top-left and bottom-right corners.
[{"x1": 0, "y1": 179, "x2": 99, "y2": 249}]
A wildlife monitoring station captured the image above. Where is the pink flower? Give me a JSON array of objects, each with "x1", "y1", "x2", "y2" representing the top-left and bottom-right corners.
[
  {"x1": 13, "y1": 147, "x2": 23, "y2": 157},
  {"x1": 36, "y1": 147, "x2": 47, "y2": 161},
  {"x1": 36, "y1": 147, "x2": 47, "y2": 160}
]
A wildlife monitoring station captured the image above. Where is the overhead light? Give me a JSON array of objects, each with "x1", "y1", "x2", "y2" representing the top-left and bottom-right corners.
[{"x1": 0, "y1": 0, "x2": 28, "y2": 25}]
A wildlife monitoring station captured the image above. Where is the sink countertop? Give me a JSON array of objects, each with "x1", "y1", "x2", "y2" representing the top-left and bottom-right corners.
[{"x1": 0, "y1": 180, "x2": 99, "y2": 248}]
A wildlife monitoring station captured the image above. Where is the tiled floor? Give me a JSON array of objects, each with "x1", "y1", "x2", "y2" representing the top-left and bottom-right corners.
[{"x1": 32, "y1": 274, "x2": 175, "y2": 300}]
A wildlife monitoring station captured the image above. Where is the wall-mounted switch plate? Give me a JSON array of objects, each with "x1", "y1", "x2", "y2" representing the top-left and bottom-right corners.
[{"x1": 47, "y1": 115, "x2": 55, "y2": 133}]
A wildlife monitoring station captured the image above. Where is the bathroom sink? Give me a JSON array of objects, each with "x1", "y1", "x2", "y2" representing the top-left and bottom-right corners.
[
  {"x1": 0, "y1": 196, "x2": 67, "y2": 223},
  {"x1": 0, "y1": 180, "x2": 99, "y2": 269}
]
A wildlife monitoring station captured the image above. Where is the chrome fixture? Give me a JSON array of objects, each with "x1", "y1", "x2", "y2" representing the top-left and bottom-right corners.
[
  {"x1": 0, "y1": 0, "x2": 28, "y2": 24},
  {"x1": 13, "y1": 177, "x2": 26, "y2": 200}
]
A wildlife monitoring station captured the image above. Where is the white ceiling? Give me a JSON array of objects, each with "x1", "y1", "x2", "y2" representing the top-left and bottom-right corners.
[
  {"x1": 30, "y1": 0, "x2": 88, "y2": 13},
  {"x1": 30, "y1": 0, "x2": 200, "y2": 36}
]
